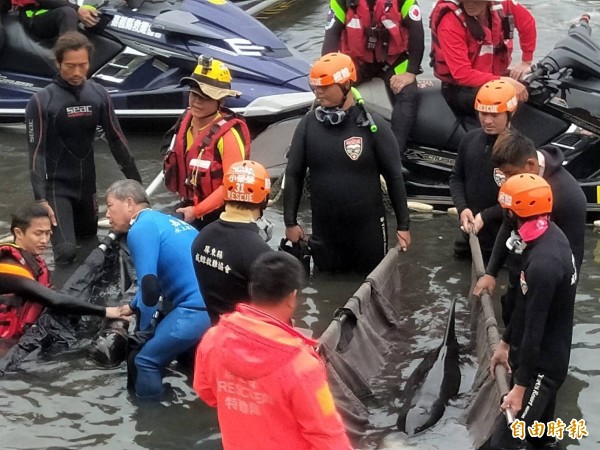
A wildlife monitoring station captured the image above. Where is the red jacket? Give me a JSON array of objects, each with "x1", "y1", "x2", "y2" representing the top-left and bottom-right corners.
[
  {"x1": 194, "y1": 304, "x2": 352, "y2": 450},
  {"x1": 431, "y1": 0, "x2": 536, "y2": 86}
]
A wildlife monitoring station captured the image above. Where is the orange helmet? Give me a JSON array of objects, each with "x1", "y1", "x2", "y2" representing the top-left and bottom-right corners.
[
  {"x1": 223, "y1": 160, "x2": 271, "y2": 204},
  {"x1": 498, "y1": 174, "x2": 553, "y2": 218},
  {"x1": 474, "y1": 79, "x2": 518, "y2": 114},
  {"x1": 309, "y1": 52, "x2": 357, "y2": 87}
]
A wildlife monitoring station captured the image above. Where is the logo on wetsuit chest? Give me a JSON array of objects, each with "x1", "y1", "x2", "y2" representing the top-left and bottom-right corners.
[
  {"x1": 344, "y1": 137, "x2": 363, "y2": 160},
  {"x1": 520, "y1": 271, "x2": 528, "y2": 295},
  {"x1": 66, "y1": 105, "x2": 93, "y2": 118}
]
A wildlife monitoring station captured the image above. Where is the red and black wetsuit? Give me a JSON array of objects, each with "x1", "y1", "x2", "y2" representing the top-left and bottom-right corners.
[
  {"x1": 191, "y1": 218, "x2": 272, "y2": 324},
  {"x1": 17, "y1": 0, "x2": 80, "y2": 39},
  {"x1": 26, "y1": 76, "x2": 141, "y2": 265},
  {"x1": 284, "y1": 106, "x2": 410, "y2": 275}
]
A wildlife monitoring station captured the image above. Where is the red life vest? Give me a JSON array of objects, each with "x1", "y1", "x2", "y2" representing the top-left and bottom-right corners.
[
  {"x1": 339, "y1": 0, "x2": 409, "y2": 66},
  {"x1": 163, "y1": 108, "x2": 251, "y2": 203},
  {"x1": 0, "y1": 244, "x2": 50, "y2": 339},
  {"x1": 430, "y1": 0, "x2": 513, "y2": 84},
  {"x1": 10, "y1": 0, "x2": 36, "y2": 8}
]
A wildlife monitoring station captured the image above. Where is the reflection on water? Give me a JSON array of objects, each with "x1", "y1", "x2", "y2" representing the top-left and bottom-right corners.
[{"x1": 2, "y1": 1, "x2": 600, "y2": 448}]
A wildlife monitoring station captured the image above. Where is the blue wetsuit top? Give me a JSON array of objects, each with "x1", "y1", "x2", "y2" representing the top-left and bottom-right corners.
[{"x1": 128, "y1": 210, "x2": 206, "y2": 330}]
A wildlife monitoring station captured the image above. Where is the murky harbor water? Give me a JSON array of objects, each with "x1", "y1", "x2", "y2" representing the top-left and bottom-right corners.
[{"x1": 2, "y1": 1, "x2": 600, "y2": 448}]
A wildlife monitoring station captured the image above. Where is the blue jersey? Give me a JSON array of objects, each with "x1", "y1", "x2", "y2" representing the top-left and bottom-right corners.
[{"x1": 128, "y1": 210, "x2": 205, "y2": 330}]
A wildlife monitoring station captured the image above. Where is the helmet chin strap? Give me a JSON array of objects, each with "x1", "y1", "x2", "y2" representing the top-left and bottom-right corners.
[{"x1": 336, "y1": 82, "x2": 351, "y2": 109}]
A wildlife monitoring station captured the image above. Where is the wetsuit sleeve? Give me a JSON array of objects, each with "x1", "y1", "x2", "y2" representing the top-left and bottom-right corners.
[
  {"x1": 485, "y1": 222, "x2": 510, "y2": 277},
  {"x1": 321, "y1": 0, "x2": 345, "y2": 55},
  {"x1": 288, "y1": 356, "x2": 352, "y2": 449},
  {"x1": 480, "y1": 204, "x2": 503, "y2": 228},
  {"x1": 449, "y1": 136, "x2": 469, "y2": 214},
  {"x1": 127, "y1": 216, "x2": 161, "y2": 330},
  {"x1": 404, "y1": 0, "x2": 425, "y2": 75},
  {"x1": 36, "y1": 0, "x2": 79, "y2": 10},
  {"x1": 96, "y1": 85, "x2": 142, "y2": 183},
  {"x1": 437, "y1": 14, "x2": 499, "y2": 87},
  {"x1": 193, "y1": 129, "x2": 245, "y2": 219},
  {"x1": 373, "y1": 117, "x2": 410, "y2": 231},
  {"x1": 511, "y1": 1, "x2": 536, "y2": 62},
  {"x1": 26, "y1": 93, "x2": 48, "y2": 202},
  {"x1": 0, "y1": 274, "x2": 105, "y2": 316},
  {"x1": 283, "y1": 117, "x2": 309, "y2": 227},
  {"x1": 513, "y1": 261, "x2": 559, "y2": 386}
]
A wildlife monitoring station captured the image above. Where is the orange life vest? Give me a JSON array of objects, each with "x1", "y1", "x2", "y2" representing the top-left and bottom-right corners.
[
  {"x1": 430, "y1": 0, "x2": 514, "y2": 83},
  {"x1": 0, "y1": 244, "x2": 50, "y2": 339},
  {"x1": 340, "y1": 0, "x2": 409, "y2": 66},
  {"x1": 163, "y1": 108, "x2": 251, "y2": 203}
]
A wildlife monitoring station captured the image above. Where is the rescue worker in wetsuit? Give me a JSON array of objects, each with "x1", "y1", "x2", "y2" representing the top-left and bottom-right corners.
[
  {"x1": 194, "y1": 251, "x2": 352, "y2": 450},
  {"x1": 26, "y1": 32, "x2": 141, "y2": 266},
  {"x1": 430, "y1": 0, "x2": 536, "y2": 122},
  {"x1": 486, "y1": 174, "x2": 577, "y2": 450},
  {"x1": 284, "y1": 52, "x2": 411, "y2": 276},
  {"x1": 321, "y1": 0, "x2": 425, "y2": 156},
  {"x1": 105, "y1": 179, "x2": 210, "y2": 400},
  {"x1": 474, "y1": 130, "x2": 586, "y2": 326},
  {"x1": 0, "y1": 203, "x2": 123, "y2": 340},
  {"x1": 13, "y1": 0, "x2": 99, "y2": 40},
  {"x1": 449, "y1": 79, "x2": 517, "y2": 263},
  {"x1": 163, "y1": 55, "x2": 250, "y2": 230},
  {"x1": 191, "y1": 160, "x2": 273, "y2": 325}
]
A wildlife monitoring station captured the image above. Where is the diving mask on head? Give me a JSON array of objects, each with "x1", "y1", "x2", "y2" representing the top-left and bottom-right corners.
[
  {"x1": 314, "y1": 106, "x2": 347, "y2": 125},
  {"x1": 255, "y1": 216, "x2": 273, "y2": 242},
  {"x1": 506, "y1": 230, "x2": 527, "y2": 255}
]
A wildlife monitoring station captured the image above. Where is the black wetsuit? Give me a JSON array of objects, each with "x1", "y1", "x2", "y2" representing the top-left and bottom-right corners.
[
  {"x1": 493, "y1": 223, "x2": 576, "y2": 448},
  {"x1": 0, "y1": 273, "x2": 105, "y2": 317},
  {"x1": 26, "y1": 76, "x2": 141, "y2": 265},
  {"x1": 449, "y1": 130, "x2": 503, "y2": 262},
  {"x1": 191, "y1": 218, "x2": 272, "y2": 324},
  {"x1": 19, "y1": 0, "x2": 79, "y2": 39},
  {"x1": 284, "y1": 106, "x2": 410, "y2": 275},
  {"x1": 322, "y1": 0, "x2": 425, "y2": 156},
  {"x1": 486, "y1": 145, "x2": 586, "y2": 325}
]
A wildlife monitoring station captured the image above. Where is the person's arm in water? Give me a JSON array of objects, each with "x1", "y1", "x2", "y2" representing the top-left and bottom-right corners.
[
  {"x1": 283, "y1": 118, "x2": 309, "y2": 243},
  {"x1": 94, "y1": 84, "x2": 142, "y2": 183},
  {"x1": 0, "y1": 274, "x2": 121, "y2": 318},
  {"x1": 372, "y1": 115, "x2": 411, "y2": 250}
]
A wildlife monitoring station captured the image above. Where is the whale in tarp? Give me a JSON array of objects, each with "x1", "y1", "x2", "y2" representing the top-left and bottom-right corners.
[{"x1": 396, "y1": 297, "x2": 461, "y2": 435}]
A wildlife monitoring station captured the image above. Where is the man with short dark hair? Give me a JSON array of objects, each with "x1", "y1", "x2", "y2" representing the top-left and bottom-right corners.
[
  {"x1": 26, "y1": 32, "x2": 141, "y2": 266},
  {"x1": 193, "y1": 251, "x2": 352, "y2": 450},
  {"x1": 191, "y1": 160, "x2": 273, "y2": 325},
  {"x1": 1, "y1": 203, "x2": 122, "y2": 340},
  {"x1": 474, "y1": 129, "x2": 586, "y2": 325}
]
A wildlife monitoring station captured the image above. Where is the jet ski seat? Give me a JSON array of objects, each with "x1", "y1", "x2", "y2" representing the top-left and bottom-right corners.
[{"x1": 0, "y1": 12, "x2": 123, "y2": 77}]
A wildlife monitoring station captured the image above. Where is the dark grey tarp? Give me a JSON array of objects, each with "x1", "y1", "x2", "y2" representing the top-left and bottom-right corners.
[
  {"x1": 318, "y1": 237, "x2": 510, "y2": 448},
  {"x1": 0, "y1": 233, "x2": 133, "y2": 375}
]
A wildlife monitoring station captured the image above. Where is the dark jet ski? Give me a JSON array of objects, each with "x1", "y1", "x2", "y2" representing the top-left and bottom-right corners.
[
  {"x1": 252, "y1": 15, "x2": 600, "y2": 214},
  {"x1": 0, "y1": 0, "x2": 312, "y2": 126}
]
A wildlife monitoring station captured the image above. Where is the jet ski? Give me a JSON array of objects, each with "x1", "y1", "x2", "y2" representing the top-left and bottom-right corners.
[
  {"x1": 0, "y1": 0, "x2": 313, "y2": 126},
  {"x1": 252, "y1": 15, "x2": 600, "y2": 214}
]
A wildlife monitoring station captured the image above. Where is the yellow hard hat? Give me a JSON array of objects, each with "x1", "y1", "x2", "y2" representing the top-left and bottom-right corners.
[{"x1": 180, "y1": 55, "x2": 241, "y2": 100}]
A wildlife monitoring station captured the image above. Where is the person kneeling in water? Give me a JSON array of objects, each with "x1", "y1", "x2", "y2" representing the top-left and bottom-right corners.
[{"x1": 0, "y1": 203, "x2": 124, "y2": 340}]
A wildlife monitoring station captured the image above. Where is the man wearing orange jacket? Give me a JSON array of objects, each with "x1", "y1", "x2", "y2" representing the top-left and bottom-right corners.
[
  {"x1": 430, "y1": 0, "x2": 536, "y2": 120},
  {"x1": 193, "y1": 251, "x2": 352, "y2": 450}
]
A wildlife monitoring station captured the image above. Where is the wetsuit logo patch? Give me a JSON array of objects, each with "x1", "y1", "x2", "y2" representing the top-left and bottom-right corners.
[
  {"x1": 520, "y1": 270, "x2": 528, "y2": 295},
  {"x1": 66, "y1": 105, "x2": 93, "y2": 118},
  {"x1": 494, "y1": 168, "x2": 506, "y2": 186},
  {"x1": 344, "y1": 137, "x2": 363, "y2": 160}
]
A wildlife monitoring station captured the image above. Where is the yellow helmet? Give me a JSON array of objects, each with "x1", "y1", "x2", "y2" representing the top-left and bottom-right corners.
[{"x1": 180, "y1": 55, "x2": 241, "y2": 100}]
